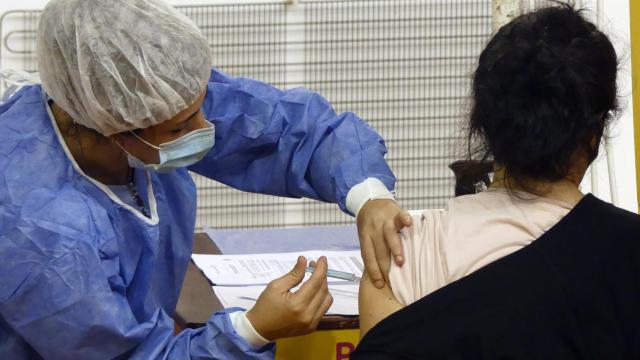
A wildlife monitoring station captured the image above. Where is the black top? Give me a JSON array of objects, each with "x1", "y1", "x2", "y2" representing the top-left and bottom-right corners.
[{"x1": 352, "y1": 194, "x2": 640, "y2": 359}]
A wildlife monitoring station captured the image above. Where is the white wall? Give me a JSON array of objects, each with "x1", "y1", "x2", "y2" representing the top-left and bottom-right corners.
[
  {"x1": 602, "y1": 0, "x2": 637, "y2": 212},
  {"x1": 582, "y1": 0, "x2": 637, "y2": 212}
]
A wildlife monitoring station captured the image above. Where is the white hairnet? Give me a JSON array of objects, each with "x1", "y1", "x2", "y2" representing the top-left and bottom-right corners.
[{"x1": 37, "y1": 0, "x2": 212, "y2": 136}]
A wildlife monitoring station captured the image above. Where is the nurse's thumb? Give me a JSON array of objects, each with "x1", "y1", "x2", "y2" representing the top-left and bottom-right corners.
[{"x1": 271, "y1": 256, "x2": 307, "y2": 291}]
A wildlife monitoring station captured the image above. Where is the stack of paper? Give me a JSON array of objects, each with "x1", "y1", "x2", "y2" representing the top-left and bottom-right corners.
[{"x1": 191, "y1": 250, "x2": 363, "y2": 315}]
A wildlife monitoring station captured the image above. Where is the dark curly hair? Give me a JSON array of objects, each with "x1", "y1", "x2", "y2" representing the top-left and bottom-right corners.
[{"x1": 468, "y1": 1, "x2": 619, "y2": 189}]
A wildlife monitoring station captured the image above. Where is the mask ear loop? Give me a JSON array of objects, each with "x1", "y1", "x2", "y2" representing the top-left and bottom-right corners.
[
  {"x1": 125, "y1": 121, "x2": 215, "y2": 159},
  {"x1": 111, "y1": 135, "x2": 143, "y2": 175},
  {"x1": 112, "y1": 136, "x2": 131, "y2": 156},
  {"x1": 136, "y1": 120, "x2": 216, "y2": 149},
  {"x1": 130, "y1": 131, "x2": 161, "y2": 150}
]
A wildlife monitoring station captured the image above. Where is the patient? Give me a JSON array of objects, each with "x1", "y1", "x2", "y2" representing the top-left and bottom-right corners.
[{"x1": 359, "y1": 0, "x2": 627, "y2": 342}]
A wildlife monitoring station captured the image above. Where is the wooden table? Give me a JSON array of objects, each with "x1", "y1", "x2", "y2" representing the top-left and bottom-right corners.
[{"x1": 174, "y1": 233, "x2": 359, "y2": 331}]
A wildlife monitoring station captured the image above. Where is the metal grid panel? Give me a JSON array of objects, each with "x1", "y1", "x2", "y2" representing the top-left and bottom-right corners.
[
  {"x1": 301, "y1": 0, "x2": 491, "y2": 225},
  {"x1": 178, "y1": 4, "x2": 290, "y2": 229},
  {"x1": 0, "y1": 1, "x2": 494, "y2": 230},
  {"x1": 0, "y1": 10, "x2": 40, "y2": 72}
]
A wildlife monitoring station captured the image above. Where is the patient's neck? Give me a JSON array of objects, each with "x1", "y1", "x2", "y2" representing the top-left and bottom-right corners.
[{"x1": 490, "y1": 168, "x2": 585, "y2": 207}]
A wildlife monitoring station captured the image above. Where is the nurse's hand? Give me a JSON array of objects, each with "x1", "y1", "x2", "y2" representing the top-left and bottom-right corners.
[
  {"x1": 246, "y1": 256, "x2": 333, "y2": 340},
  {"x1": 357, "y1": 199, "x2": 412, "y2": 289}
]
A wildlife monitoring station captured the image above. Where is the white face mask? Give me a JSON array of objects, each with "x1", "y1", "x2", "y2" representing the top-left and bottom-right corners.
[{"x1": 120, "y1": 122, "x2": 215, "y2": 173}]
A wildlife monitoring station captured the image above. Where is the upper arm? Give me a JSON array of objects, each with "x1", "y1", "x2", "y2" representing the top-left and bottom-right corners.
[
  {"x1": 359, "y1": 209, "x2": 447, "y2": 337},
  {"x1": 358, "y1": 272, "x2": 403, "y2": 339},
  {"x1": 387, "y1": 210, "x2": 447, "y2": 305}
]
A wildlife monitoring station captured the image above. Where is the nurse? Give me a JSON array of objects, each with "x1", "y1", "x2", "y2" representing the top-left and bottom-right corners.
[{"x1": 0, "y1": 0, "x2": 409, "y2": 359}]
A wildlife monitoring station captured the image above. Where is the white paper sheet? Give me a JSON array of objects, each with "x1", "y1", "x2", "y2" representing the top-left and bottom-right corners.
[
  {"x1": 192, "y1": 250, "x2": 364, "y2": 286},
  {"x1": 212, "y1": 284, "x2": 360, "y2": 316}
]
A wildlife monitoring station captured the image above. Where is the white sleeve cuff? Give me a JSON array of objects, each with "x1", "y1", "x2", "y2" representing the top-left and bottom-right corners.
[
  {"x1": 345, "y1": 177, "x2": 396, "y2": 216},
  {"x1": 229, "y1": 310, "x2": 272, "y2": 349}
]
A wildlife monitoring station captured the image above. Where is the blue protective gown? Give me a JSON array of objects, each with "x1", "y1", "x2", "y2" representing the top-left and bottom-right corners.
[{"x1": 0, "y1": 68, "x2": 395, "y2": 359}]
